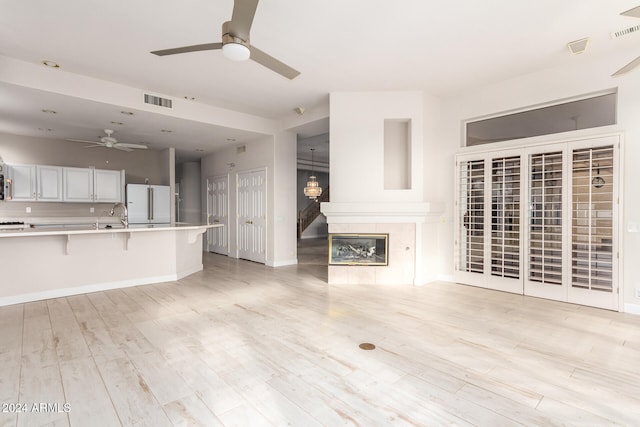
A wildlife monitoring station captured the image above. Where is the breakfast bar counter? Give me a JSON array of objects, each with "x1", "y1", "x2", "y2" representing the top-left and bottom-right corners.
[{"x1": 0, "y1": 223, "x2": 222, "y2": 306}]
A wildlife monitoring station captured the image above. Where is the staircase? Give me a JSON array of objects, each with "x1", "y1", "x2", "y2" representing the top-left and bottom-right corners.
[{"x1": 298, "y1": 186, "x2": 329, "y2": 238}]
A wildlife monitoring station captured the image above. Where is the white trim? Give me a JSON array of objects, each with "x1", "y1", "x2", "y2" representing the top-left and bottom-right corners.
[
  {"x1": 0, "y1": 274, "x2": 178, "y2": 307},
  {"x1": 623, "y1": 303, "x2": 640, "y2": 315},
  {"x1": 321, "y1": 202, "x2": 444, "y2": 224},
  {"x1": 268, "y1": 259, "x2": 298, "y2": 267},
  {"x1": 176, "y1": 264, "x2": 203, "y2": 280}
]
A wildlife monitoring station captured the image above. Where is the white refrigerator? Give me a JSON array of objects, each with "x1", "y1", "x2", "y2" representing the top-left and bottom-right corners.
[{"x1": 126, "y1": 184, "x2": 170, "y2": 224}]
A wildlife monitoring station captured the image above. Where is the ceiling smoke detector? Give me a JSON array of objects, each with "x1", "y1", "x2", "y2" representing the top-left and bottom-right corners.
[{"x1": 567, "y1": 38, "x2": 589, "y2": 55}]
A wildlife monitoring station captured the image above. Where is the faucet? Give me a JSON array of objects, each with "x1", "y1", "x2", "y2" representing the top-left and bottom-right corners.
[{"x1": 109, "y1": 202, "x2": 129, "y2": 227}]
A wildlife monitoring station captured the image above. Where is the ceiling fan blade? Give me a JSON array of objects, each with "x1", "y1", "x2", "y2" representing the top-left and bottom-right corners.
[
  {"x1": 151, "y1": 42, "x2": 223, "y2": 56},
  {"x1": 116, "y1": 143, "x2": 148, "y2": 149},
  {"x1": 82, "y1": 145, "x2": 105, "y2": 149},
  {"x1": 621, "y1": 6, "x2": 640, "y2": 18},
  {"x1": 249, "y1": 46, "x2": 300, "y2": 80},
  {"x1": 230, "y1": 0, "x2": 259, "y2": 41},
  {"x1": 67, "y1": 138, "x2": 104, "y2": 145},
  {"x1": 612, "y1": 55, "x2": 640, "y2": 77},
  {"x1": 114, "y1": 146, "x2": 134, "y2": 152}
]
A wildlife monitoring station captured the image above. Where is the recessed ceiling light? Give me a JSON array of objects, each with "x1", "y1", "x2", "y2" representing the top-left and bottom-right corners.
[
  {"x1": 37, "y1": 127, "x2": 54, "y2": 131},
  {"x1": 160, "y1": 129, "x2": 173, "y2": 133},
  {"x1": 184, "y1": 96, "x2": 196, "y2": 101},
  {"x1": 41, "y1": 109, "x2": 57, "y2": 114},
  {"x1": 110, "y1": 121, "x2": 124, "y2": 125},
  {"x1": 226, "y1": 138, "x2": 236, "y2": 142},
  {"x1": 195, "y1": 148, "x2": 205, "y2": 152},
  {"x1": 120, "y1": 111, "x2": 134, "y2": 115},
  {"x1": 41, "y1": 60, "x2": 60, "y2": 68}
]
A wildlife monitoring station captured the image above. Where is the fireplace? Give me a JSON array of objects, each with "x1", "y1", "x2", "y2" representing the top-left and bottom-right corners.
[{"x1": 328, "y1": 233, "x2": 388, "y2": 266}]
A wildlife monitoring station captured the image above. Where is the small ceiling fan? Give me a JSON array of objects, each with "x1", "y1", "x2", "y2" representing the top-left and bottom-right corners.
[
  {"x1": 68, "y1": 129, "x2": 148, "y2": 152},
  {"x1": 612, "y1": 5, "x2": 640, "y2": 76},
  {"x1": 150, "y1": 0, "x2": 300, "y2": 80}
]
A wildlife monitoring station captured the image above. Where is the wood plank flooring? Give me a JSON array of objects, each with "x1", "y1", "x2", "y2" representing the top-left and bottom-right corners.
[{"x1": 1, "y1": 238, "x2": 640, "y2": 426}]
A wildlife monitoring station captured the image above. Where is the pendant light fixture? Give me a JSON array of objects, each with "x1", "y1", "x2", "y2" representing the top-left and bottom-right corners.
[
  {"x1": 304, "y1": 148, "x2": 322, "y2": 200},
  {"x1": 592, "y1": 163, "x2": 605, "y2": 188}
]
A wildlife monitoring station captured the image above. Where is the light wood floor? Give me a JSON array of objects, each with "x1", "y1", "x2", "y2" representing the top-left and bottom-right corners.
[{"x1": 1, "y1": 239, "x2": 640, "y2": 426}]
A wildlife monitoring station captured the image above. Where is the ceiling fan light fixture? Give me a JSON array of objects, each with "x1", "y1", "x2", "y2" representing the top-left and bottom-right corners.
[{"x1": 222, "y1": 42, "x2": 250, "y2": 61}]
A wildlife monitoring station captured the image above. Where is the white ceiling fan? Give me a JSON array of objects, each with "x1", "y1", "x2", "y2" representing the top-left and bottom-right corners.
[
  {"x1": 612, "y1": 5, "x2": 640, "y2": 76},
  {"x1": 150, "y1": 0, "x2": 300, "y2": 80},
  {"x1": 68, "y1": 129, "x2": 148, "y2": 152}
]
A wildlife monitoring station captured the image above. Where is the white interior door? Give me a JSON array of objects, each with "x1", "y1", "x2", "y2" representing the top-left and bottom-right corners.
[
  {"x1": 237, "y1": 169, "x2": 266, "y2": 263},
  {"x1": 207, "y1": 175, "x2": 229, "y2": 255},
  {"x1": 456, "y1": 135, "x2": 620, "y2": 311}
]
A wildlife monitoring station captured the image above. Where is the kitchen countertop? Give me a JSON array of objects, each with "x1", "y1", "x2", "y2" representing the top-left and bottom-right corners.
[{"x1": 0, "y1": 222, "x2": 222, "y2": 238}]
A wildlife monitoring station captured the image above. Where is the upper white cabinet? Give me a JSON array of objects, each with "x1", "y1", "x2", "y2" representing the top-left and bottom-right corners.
[
  {"x1": 63, "y1": 167, "x2": 123, "y2": 203},
  {"x1": 94, "y1": 169, "x2": 123, "y2": 203},
  {"x1": 63, "y1": 167, "x2": 94, "y2": 202},
  {"x1": 8, "y1": 164, "x2": 124, "y2": 203},
  {"x1": 8, "y1": 164, "x2": 36, "y2": 201},
  {"x1": 8, "y1": 164, "x2": 62, "y2": 201},
  {"x1": 36, "y1": 165, "x2": 64, "y2": 201}
]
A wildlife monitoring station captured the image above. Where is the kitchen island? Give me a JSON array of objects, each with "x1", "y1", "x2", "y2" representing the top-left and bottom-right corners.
[{"x1": 0, "y1": 223, "x2": 222, "y2": 306}]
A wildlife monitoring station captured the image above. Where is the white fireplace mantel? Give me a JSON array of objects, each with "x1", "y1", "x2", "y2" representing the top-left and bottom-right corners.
[{"x1": 320, "y1": 202, "x2": 444, "y2": 224}]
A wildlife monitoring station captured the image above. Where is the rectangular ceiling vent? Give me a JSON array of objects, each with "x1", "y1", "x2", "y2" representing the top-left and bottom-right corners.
[
  {"x1": 567, "y1": 38, "x2": 589, "y2": 55},
  {"x1": 611, "y1": 24, "x2": 640, "y2": 39},
  {"x1": 143, "y1": 93, "x2": 173, "y2": 109},
  {"x1": 236, "y1": 145, "x2": 246, "y2": 154}
]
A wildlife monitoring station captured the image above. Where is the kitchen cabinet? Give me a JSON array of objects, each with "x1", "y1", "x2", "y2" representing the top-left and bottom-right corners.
[
  {"x1": 94, "y1": 169, "x2": 123, "y2": 202},
  {"x1": 8, "y1": 164, "x2": 62, "y2": 201},
  {"x1": 63, "y1": 167, "x2": 124, "y2": 203},
  {"x1": 63, "y1": 167, "x2": 94, "y2": 202}
]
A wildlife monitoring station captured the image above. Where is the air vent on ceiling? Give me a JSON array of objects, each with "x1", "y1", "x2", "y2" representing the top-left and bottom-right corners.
[
  {"x1": 611, "y1": 24, "x2": 640, "y2": 39},
  {"x1": 236, "y1": 145, "x2": 246, "y2": 154},
  {"x1": 143, "y1": 93, "x2": 173, "y2": 109},
  {"x1": 567, "y1": 38, "x2": 589, "y2": 55}
]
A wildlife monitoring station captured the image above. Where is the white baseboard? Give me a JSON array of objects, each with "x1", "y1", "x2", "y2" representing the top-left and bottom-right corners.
[
  {"x1": 0, "y1": 274, "x2": 178, "y2": 307},
  {"x1": 624, "y1": 303, "x2": 640, "y2": 315},
  {"x1": 176, "y1": 264, "x2": 203, "y2": 280}
]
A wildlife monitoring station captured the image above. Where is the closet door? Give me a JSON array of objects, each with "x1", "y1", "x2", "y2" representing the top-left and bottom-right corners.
[
  {"x1": 237, "y1": 169, "x2": 267, "y2": 264},
  {"x1": 568, "y1": 143, "x2": 618, "y2": 310},
  {"x1": 207, "y1": 175, "x2": 229, "y2": 255}
]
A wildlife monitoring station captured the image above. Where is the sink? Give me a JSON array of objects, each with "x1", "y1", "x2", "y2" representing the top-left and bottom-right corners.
[{"x1": 103, "y1": 224, "x2": 126, "y2": 230}]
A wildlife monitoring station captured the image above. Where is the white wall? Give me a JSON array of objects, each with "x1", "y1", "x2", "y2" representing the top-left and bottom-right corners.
[
  {"x1": 201, "y1": 132, "x2": 297, "y2": 266},
  {"x1": 329, "y1": 92, "x2": 423, "y2": 202},
  {"x1": 431, "y1": 49, "x2": 640, "y2": 308}
]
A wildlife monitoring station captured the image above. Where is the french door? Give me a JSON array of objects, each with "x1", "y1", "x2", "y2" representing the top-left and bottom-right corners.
[
  {"x1": 237, "y1": 169, "x2": 267, "y2": 263},
  {"x1": 206, "y1": 175, "x2": 229, "y2": 255},
  {"x1": 455, "y1": 135, "x2": 620, "y2": 310}
]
